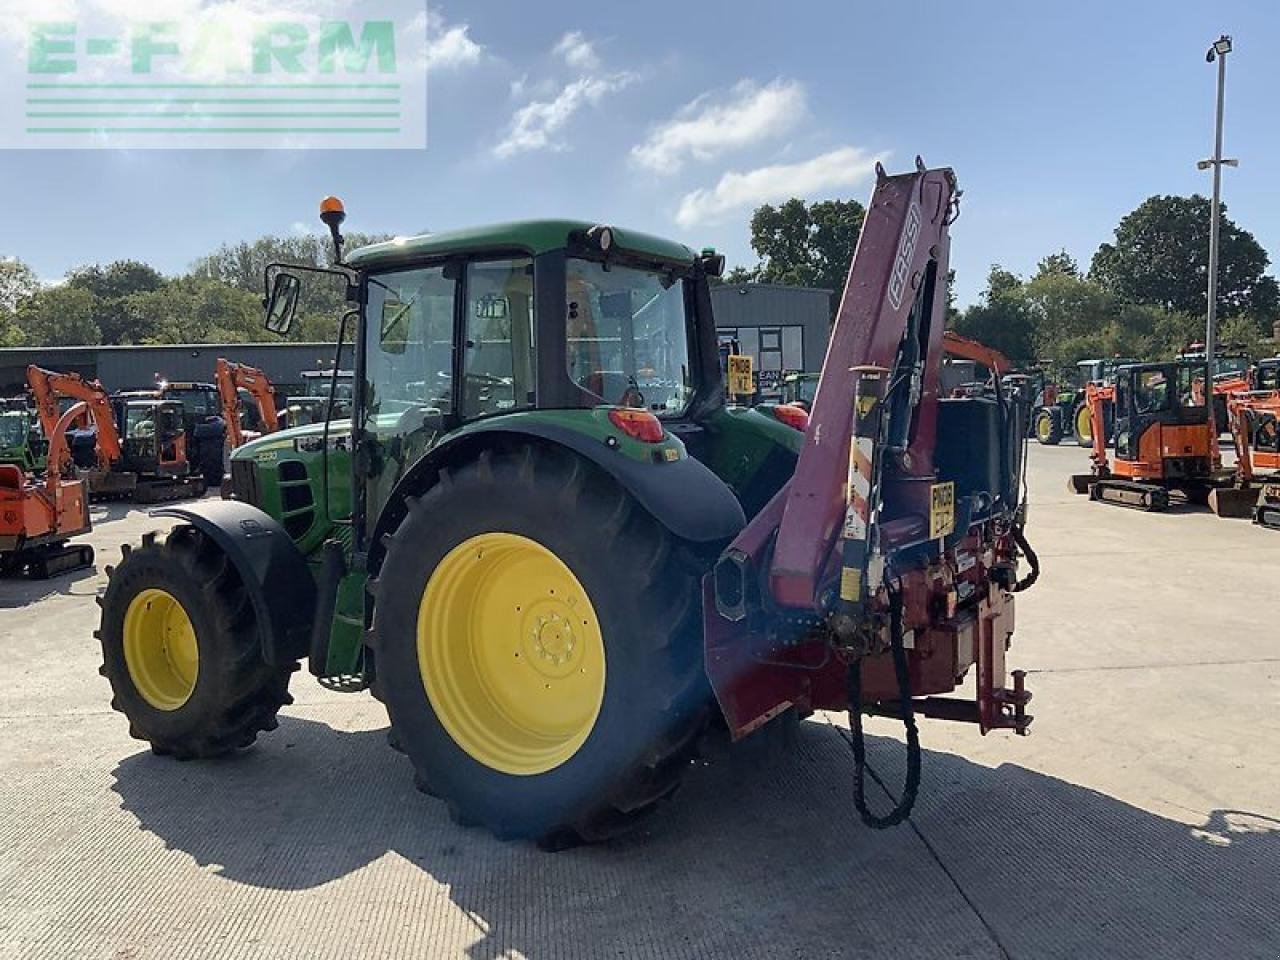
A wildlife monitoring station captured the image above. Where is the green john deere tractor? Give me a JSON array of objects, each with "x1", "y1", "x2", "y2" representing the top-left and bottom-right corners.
[
  {"x1": 97, "y1": 204, "x2": 806, "y2": 846},
  {"x1": 0, "y1": 401, "x2": 47, "y2": 473}
]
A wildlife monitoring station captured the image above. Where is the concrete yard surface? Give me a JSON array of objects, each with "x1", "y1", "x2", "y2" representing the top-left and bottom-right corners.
[{"x1": 1, "y1": 444, "x2": 1278, "y2": 959}]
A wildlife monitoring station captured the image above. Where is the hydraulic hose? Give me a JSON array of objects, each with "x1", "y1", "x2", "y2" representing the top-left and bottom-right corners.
[
  {"x1": 846, "y1": 591, "x2": 921, "y2": 829},
  {"x1": 1011, "y1": 525, "x2": 1040, "y2": 593}
]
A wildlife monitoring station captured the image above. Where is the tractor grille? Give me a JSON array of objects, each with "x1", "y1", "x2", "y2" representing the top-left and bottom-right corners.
[{"x1": 229, "y1": 458, "x2": 261, "y2": 507}]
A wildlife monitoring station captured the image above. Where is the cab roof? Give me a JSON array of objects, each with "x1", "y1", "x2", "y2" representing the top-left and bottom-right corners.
[{"x1": 345, "y1": 219, "x2": 697, "y2": 270}]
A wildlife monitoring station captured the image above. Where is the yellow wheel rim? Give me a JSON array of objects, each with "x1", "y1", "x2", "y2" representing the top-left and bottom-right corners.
[
  {"x1": 1037, "y1": 415, "x2": 1051, "y2": 442},
  {"x1": 123, "y1": 588, "x2": 199, "y2": 711},
  {"x1": 418, "y1": 532, "x2": 606, "y2": 776},
  {"x1": 1076, "y1": 406, "x2": 1092, "y2": 441}
]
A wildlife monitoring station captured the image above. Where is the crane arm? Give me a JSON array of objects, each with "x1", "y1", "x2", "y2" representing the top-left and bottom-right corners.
[
  {"x1": 26, "y1": 365, "x2": 122, "y2": 471},
  {"x1": 941, "y1": 329, "x2": 1011, "y2": 377},
  {"x1": 767, "y1": 163, "x2": 959, "y2": 608},
  {"x1": 215, "y1": 358, "x2": 279, "y2": 450}
]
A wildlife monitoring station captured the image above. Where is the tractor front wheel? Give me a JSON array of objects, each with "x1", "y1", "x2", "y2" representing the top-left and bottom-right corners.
[
  {"x1": 97, "y1": 526, "x2": 295, "y2": 758},
  {"x1": 369, "y1": 445, "x2": 708, "y2": 846}
]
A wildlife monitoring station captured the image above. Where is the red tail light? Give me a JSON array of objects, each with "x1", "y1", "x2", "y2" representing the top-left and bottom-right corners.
[
  {"x1": 608, "y1": 407, "x2": 664, "y2": 443},
  {"x1": 771, "y1": 404, "x2": 810, "y2": 432}
]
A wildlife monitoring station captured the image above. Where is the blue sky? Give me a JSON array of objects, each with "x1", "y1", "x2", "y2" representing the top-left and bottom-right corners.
[{"x1": 4, "y1": 0, "x2": 1279, "y2": 308}]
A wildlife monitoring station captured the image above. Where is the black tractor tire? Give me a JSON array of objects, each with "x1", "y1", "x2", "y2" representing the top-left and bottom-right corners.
[
  {"x1": 368, "y1": 444, "x2": 710, "y2": 846},
  {"x1": 1072, "y1": 403, "x2": 1093, "y2": 447},
  {"x1": 1034, "y1": 409, "x2": 1062, "y2": 446},
  {"x1": 97, "y1": 526, "x2": 295, "y2": 759}
]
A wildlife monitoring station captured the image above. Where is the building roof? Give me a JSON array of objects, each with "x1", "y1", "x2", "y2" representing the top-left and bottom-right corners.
[
  {"x1": 346, "y1": 219, "x2": 697, "y2": 268},
  {"x1": 0, "y1": 341, "x2": 337, "y2": 356}
]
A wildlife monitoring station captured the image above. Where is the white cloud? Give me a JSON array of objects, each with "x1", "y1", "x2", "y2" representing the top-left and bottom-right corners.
[
  {"x1": 632, "y1": 79, "x2": 805, "y2": 174},
  {"x1": 426, "y1": 9, "x2": 482, "y2": 71},
  {"x1": 494, "y1": 72, "x2": 634, "y2": 158},
  {"x1": 675, "y1": 146, "x2": 887, "y2": 228},
  {"x1": 553, "y1": 31, "x2": 599, "y2": 72}
]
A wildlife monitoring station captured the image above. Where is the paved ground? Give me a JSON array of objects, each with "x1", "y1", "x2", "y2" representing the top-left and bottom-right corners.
[{"x1": 2, "y1": 445, "x2": 1278, "y2": 959}]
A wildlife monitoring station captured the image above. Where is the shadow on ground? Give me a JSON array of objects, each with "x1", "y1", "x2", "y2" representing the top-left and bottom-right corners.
[
  {"x1": 111, "y1": 716, "x2": 1280, "y2": 960},
  {"x1": 0, "y1": 564, "x2": 98, "y2": 608}
]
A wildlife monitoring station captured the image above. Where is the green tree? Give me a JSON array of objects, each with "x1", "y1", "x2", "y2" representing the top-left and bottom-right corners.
[
  {"x1": 190, "y1": 232, "x2": 390, "y2": 340},
  {"x1": 124, "y1": 277, "x2": 262, "y2": 344},
  {"x1": 14, "y1": 286, "x2": 101, "y2": 346},
  {"x1": 1090, "y1": 194, "x2": 1279, "y2": 325},
  {"x1": 952, "y1": 265, "x2": 1036, "y2": 368},
  {"x1": 0, "y1": 256, "x2": 40, "y2": 312},
  {"x1": 743, "y1": 198, "x2": 865, "y2": 311},
  {"x1": 65, "y1": 260, "x2": 166, "y2": 344},
  {"x1": 1034, "y1": 249, "x2": 1080, "y2": 279}
]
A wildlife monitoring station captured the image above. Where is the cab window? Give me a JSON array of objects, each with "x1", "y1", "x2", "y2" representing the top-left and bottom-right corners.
[
  {"x1": 1135, "y1": 370, "x2": 1169, "y2": 414},
  {"x1": 462, "y1": 258, "x2": 535, "y2": 419}
]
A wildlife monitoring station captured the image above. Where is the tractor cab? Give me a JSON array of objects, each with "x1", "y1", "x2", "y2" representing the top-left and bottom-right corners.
[
  {"x1": 1075, "y1": 357, "x2": 1139, "y2": 387},
  {"x1": 1110, "y1": 360, "x2": 1213, "y2": 476},
  {"x1": 0, "y1": 405, "x2": 46, "y2": 472},
  {"x1": 779, "y1": 371, "x2": 818, "y2": 409},
  {"x1": 286, "y1": 370, "x2": 354, "y2": 426},
  {"x1": 1255, "y1": 357, "x2": 1280, "y2": 392}
]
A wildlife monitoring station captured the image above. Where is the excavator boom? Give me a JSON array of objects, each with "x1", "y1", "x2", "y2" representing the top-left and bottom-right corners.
[
  {"x1": 215, "y1": 358, "x2": 280, "y2": 450},
  {"x1": 26, "y1": 366, "x2": 122, "y2": 472}
]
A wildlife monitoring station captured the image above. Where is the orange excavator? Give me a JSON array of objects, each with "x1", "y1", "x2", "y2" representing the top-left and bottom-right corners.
[
  {"x1": 1070, "y1": 359, "x2": 1226, "y2": 510},
  {"x1": 1211, "y1": 389, "x2": 1280, "y2": 525},
  {"x1": 942, "y1": 329, "x2": 1010, "y2": 377},
  {"x1": 27, "y1": 366, "x2": 204, "y2": 503},
  {"x1": 0, "y1": 398, "x2": 94, "y2": 579},
  {"x1": 214, "y1": 358, "x2": 279, "y2": 450}
]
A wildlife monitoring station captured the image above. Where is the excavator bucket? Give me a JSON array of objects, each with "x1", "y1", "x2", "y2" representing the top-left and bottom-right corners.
[
  {"x1": 1208, "y1": 485, "x2": 1258, "y2": 519},
  {"x1": 1068, "y1": 474, "x2": 1094, "y2": 495}
]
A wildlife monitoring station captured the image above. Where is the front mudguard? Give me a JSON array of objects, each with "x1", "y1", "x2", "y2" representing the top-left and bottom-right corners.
[{"x1": 152, "y1": 499, "x2": 316, "y2": 665}]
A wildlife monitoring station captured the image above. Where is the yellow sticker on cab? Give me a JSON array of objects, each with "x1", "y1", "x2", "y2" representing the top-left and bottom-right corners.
[
  {"x1": 727, "y1": 354, "x2": 753, "y2": 396},
  {"x1": 930, "y1": 481, "x2": 955, "y2": 539}
]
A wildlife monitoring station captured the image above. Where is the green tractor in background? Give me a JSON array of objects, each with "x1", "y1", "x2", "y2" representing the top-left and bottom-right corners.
[
  {"x1": 96, "y1": 201, "x2": 807, "y2": 846},
  {"x1": 0, "y1": 399, "x2": 47, "y2": 473}
]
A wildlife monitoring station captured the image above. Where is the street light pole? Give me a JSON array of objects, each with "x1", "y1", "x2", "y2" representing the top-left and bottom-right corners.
[{"x1": 1201, "y1": 34, "x2": 1234, "y2": 457}]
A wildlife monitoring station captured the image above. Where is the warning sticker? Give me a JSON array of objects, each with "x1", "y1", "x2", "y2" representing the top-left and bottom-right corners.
[{"x1": 929, "y1": 481, "x2": 955, "y2": 539}]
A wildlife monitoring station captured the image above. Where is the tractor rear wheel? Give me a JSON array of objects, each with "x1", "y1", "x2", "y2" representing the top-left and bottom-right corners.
[
  {"x1": 97, "y1": 526, "x2": 294, "y2": 758},
  {"x1": 369, "y1": 445, "x2": 708, "y2": 846},
  {"x1": 1034, "y1": 409, "x2": 1062, "y2": 445}
]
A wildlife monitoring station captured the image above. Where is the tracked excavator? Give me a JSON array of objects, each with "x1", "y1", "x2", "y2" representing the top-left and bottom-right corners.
[{"x1": 27, "y1": 366, "x2": 204, "y2": 504}]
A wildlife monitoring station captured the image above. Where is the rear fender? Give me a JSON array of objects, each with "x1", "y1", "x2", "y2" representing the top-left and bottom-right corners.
[
  {"x1": 369, "y1": 423, "x2": 746, "y2": 569},
  {"x1": 151, "y1": 499, "x2": 316, "y2": 665}
]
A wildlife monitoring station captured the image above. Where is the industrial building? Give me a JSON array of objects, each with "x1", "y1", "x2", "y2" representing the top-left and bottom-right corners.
[
  {"x1": 0, "y1": 342, "x2": 344, "y2": 397},
  {"x1": 708, "y1": 283, "x2": 832, "y2": 395},
  {"x1": 0, "y1": 284, "x2": 832, "y2": 399}
]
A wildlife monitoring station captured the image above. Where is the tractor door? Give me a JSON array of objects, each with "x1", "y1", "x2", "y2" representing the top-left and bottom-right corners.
[{"x1": 359, "y1": 262, "x2": 460, "y2": 530}]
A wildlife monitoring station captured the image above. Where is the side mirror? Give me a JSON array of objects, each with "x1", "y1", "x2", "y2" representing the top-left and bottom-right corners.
[{"x1": 264, "y1": 273, "x2": 302, "y2": 335}]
